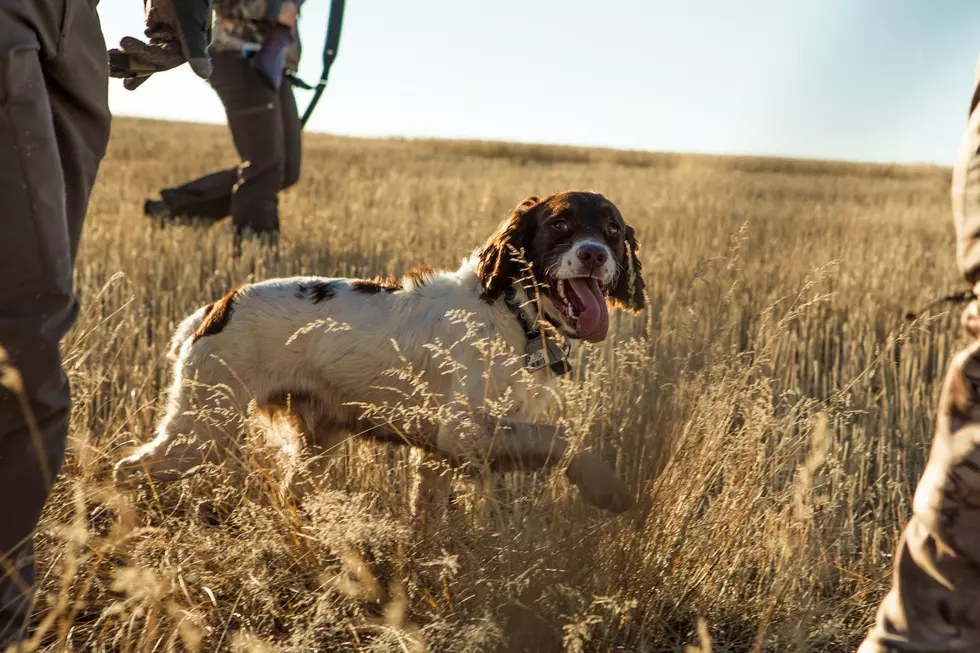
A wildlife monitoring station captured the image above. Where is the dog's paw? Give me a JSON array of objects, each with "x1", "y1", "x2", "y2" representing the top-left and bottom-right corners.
[
  {"x1": 112, "y1": 455, "x2": 146, "y2": 488},
  {"x1": 113, "y1": 448, "x2": 171, "y2": 488},
  {"x1": 566, "y1": 452, "x2": 633, "y2": 514}
]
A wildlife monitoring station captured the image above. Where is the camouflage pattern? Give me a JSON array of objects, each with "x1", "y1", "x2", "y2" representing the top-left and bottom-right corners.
[
  {"x1": 859, "y1": 339, "x2": 980, "y2": 652},
  {"x1": 211, "y1": 0, "x2": 301, "y2": 72},
  {"x1": 109, "y1": 0, "x2": 214, "y2": 90},
  {"x1": 858, "y1": 58, "x2": 980, "y2": 653},
  {"x1": 215, "y1": 0, "x2": 283, "y2": 21},
  {"x1": 954, "y1": 57, "x2": 980, "y2": 285}
]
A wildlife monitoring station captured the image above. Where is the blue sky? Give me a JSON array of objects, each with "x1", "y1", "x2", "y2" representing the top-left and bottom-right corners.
[{"x1": 100, "y1": 0, "x2": 980, "y2": 165}]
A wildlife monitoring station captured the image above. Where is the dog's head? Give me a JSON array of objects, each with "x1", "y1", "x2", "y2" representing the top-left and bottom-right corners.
[{"x1": 477, "y1": 191, "x2": 645, "y2": 343}]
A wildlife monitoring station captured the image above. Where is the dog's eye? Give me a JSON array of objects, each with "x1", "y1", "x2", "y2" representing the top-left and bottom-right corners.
[
  {"x1": 606, "y1": 223, "x2": 621, "y2": 235},
  {"x1": 551, "y1": 220, "x2": 569, "y2": 232}
]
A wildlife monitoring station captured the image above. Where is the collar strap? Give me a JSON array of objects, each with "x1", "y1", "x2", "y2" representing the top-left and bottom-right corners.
[
  {"x1": 503, "y1": 286, "x2": 538, "y2": 338},
  {"x1": 503, "y1": 285, "x2": 572, "y2": 376}
]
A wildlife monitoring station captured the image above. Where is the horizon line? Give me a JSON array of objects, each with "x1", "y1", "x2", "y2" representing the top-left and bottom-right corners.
[{"x1": 110, "y1": 113, "x2": 953, "y2": 171}]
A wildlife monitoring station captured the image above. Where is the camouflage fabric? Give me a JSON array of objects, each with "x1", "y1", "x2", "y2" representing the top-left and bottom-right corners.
[
  {"x1": 211, "y1": 0, "x2": 301, "y2": 72},
  {"x1": 858, "y1": 58, "x2": 980, "y2": 653},
  {"x1": 108, "y1": 0, "x2": 214, "y2": 90},
  {"x1": 954, "y1": 57, "x2": 980, "y2": 284},
  {"x1": 215, "y1": 0, "x2": 284, "y2": 21},
  {"x1": 859, "y1": 339, "x2": 980, "y2": 652}
]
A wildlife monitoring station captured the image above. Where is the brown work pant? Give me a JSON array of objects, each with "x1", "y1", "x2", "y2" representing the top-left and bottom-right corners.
[
  {"x1": 0, "y1": 0, "x2": 110, "y2": 646},
  {"x1": 159, "y1": 51, "x2": 302, "y2": 236}
]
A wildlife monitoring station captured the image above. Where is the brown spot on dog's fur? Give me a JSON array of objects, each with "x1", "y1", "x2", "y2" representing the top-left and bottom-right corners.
[
  {"x1": 606, "y1": 226, "x2": 646, "y2": 312},
  {"x1": 295, "y1": 280, "x2": 337, "y2": 303},
  {"x1": 476, "y1": 197, "x2": 541, "y2": 302},
  {"x1": 516, "y1": 196, "x2": 539, "y2": 210},
  {"x1": 193, "y1": 288, "x2": 240, "y2": 342},
  {"x1": 405, "y1": 265, "x2": 436, "y2": 287},
  {"x1": 351, "y1": 276, "x2": 402, "y2": 294}
]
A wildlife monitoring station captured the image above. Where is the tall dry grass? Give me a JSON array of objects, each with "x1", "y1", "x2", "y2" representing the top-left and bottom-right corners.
[{"x1": 14, "y1": 117, "x2": 965, "y2": 651}]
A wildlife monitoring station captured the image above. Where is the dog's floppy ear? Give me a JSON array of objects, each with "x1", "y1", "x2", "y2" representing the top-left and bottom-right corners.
[
  {"x1": 608, "y1": 224, "x2": 646, "y2": 311},
  {"x1": 477, "y1": 196, "x2": 540, "y2": 302}
]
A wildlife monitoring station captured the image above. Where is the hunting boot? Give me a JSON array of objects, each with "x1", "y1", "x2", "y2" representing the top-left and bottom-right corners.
[{"x1": 144, "y1": 198, "x2": 173, "y2": 224}]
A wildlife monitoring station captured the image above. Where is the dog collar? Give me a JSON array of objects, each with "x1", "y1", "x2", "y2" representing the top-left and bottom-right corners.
[{"x1": 503, "y1": 286, "x2": 572, "y2": 376}]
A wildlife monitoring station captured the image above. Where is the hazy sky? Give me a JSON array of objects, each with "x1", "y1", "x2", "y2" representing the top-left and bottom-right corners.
[{"x1": 100, "y1": 0, "x2": 980, "y2": 165}]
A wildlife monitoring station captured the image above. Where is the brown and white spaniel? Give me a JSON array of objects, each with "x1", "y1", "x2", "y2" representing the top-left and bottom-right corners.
[{"x1": 115, "y1": 191, "x2": 646, "y2": 513}]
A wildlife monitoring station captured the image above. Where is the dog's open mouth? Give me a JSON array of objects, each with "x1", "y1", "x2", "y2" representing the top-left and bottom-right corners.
[{"x1": 548, "y1": 276, "x2": 609, "y2": 343}]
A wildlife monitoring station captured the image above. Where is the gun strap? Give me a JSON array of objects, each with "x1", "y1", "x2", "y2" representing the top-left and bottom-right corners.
[
  {"x1": 300, "y1": 0, "x2": 345, "y2": 128},
  {"x1": 286, "y1": 73, "x2": 316, "y2": 91},
  {"x1": 904, "y1": 288, "x2": 977, "y2": 321}
]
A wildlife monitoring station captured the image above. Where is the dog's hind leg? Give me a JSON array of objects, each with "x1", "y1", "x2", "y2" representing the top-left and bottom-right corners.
[
  {"x1": 115, "y1": 349, "x2": 249, "y2": 487},
  {"x1": 409, "y1": 449, "x2": 455, "y2": 525},
  {"x1": 256, "y1": 393, "x2": 355, "y2": 501}
]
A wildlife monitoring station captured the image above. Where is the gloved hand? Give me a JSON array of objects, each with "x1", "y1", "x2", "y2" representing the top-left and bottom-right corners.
[{"x1": 108, "y1": 0, "x2": 213, "y2": 91}]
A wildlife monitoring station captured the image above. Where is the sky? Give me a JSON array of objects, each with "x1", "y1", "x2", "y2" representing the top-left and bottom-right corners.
[{"x1": 100, "y1": 0, "x2": 980, "y2": 166}]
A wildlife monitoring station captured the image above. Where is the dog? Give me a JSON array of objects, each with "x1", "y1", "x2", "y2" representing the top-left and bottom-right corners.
[{"x1": 115, "y1": 191, "x2": 646, "y2": 513}]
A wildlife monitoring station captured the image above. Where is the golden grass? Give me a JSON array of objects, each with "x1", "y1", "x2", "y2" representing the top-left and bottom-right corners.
[{"x1": 17, "y1": 117, "x2": 967, "y2": 651}]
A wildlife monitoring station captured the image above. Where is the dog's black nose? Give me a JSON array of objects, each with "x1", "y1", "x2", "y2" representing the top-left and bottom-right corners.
[{"x1": 576, "y1": 243, "x2": 608, "y2": 269}]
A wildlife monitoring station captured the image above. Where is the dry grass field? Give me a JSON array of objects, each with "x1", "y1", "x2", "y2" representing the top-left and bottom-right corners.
[{"x1": 17, "y1": 117, "x2": 967, "y2": 652}]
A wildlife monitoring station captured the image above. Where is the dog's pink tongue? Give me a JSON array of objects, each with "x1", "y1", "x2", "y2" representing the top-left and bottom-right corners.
[{"x1": 567, "y1": 278, "x2": 609, "y2": 343}]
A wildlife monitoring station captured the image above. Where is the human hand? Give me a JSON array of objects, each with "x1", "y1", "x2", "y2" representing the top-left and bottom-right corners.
[{"x1": 109, "y1": 0, "x2": 213, "y2": 91}]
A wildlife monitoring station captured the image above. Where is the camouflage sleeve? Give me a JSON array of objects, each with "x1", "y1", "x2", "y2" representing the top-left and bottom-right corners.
[
  {"x1": 214, "y1": 0, "x2": 285, "y2": 23},
  {"x1": 953, "y1": 58, "x2": 980, "y2": 284},
  {"x1": 858, "y1": 55, "x2": 980, "y2": 653}
]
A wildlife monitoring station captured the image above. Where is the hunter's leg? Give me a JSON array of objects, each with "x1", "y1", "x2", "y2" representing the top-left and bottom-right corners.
[{"x1": 0, "y1": 1, "x2": 109, "y2": 645}]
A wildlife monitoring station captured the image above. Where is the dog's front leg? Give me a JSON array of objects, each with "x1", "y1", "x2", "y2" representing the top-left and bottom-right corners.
[
  {"x1": 437, "y1": 417, "x2": 632, "y2": 514},
  {"x1": 408, "y1": 448, "x2": 455, "y2": 526}
]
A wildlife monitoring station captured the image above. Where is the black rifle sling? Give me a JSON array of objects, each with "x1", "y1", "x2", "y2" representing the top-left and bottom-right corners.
[{"x1": 294, "y1": 0, "x2": 346, "y2": 129}]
